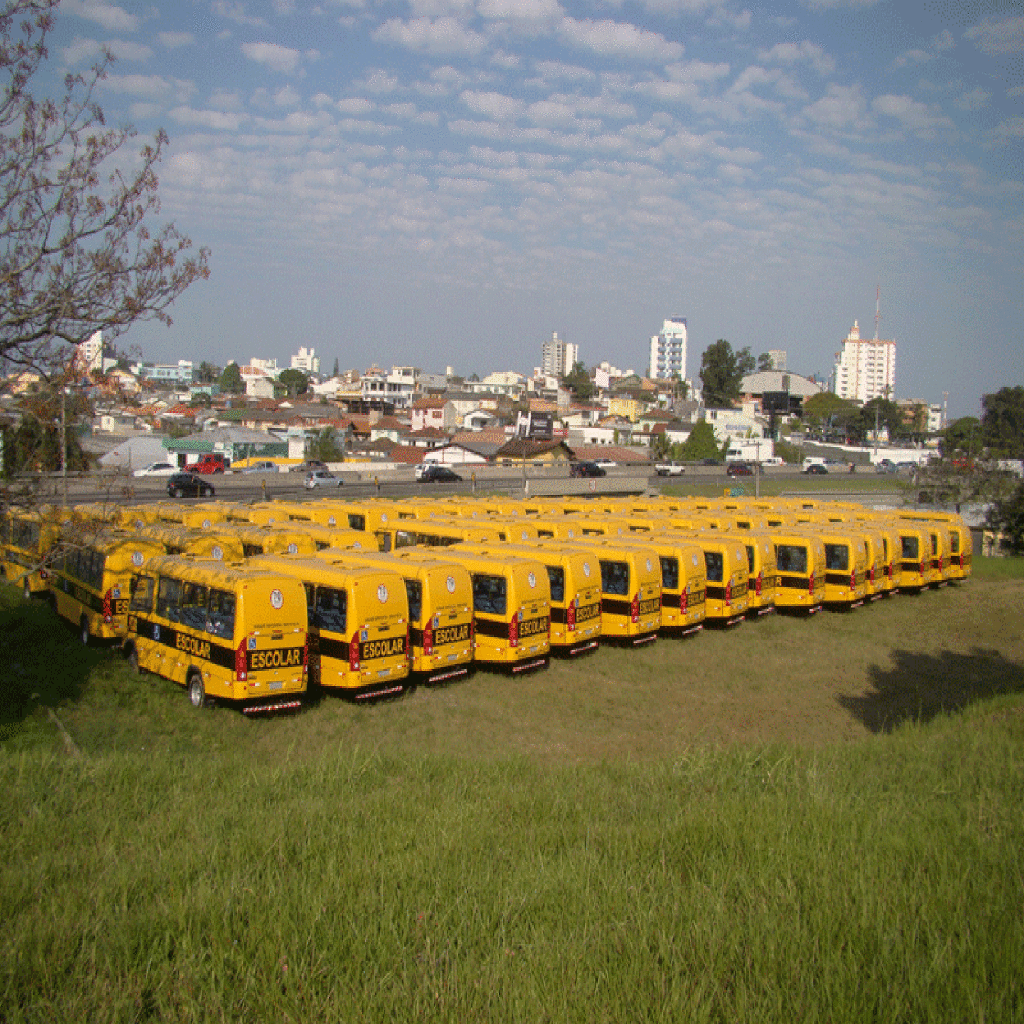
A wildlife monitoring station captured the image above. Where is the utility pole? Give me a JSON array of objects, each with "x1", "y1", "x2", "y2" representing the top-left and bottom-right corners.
[{"x1": 60, "y1": 386, "x2": 68, "y2": 506}]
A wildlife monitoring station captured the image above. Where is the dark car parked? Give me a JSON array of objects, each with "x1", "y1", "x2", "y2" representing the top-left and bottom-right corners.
[
  {"x1": 570, "y1": 461, "x2": 606, "y2": 478},
  {"x1": 803, "y1": 464, "x2": 828, "y2": 475},
  {"x1": 418, "y1": 465, "x2": 463, "y2": 483},
  {"x1": 167, "y1": 473, "x2": 216, "y2": 498},
  {"x1": 726, "y1": 462, "x2": 753, "y2": 477}
]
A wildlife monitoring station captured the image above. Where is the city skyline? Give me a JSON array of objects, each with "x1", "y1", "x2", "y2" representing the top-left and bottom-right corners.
[{"x1": 37, "y1": 0, "x2": 1024, "y2": 419}]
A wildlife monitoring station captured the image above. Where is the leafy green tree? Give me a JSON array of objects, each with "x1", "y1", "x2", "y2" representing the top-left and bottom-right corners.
[
  {"x1": 679, "y1": 420, "x2": 722, "y2": 461},
  {"x1": 859, "y1": 397, "x2": 903, "y2": 443},
  {"x1": 986, "y1": 480, "x2": 1024, "y2": 554},
  {"x1": 195, "y1": 361, "x2": 221, "y2": 385},
  {"x1": 757, "y1": 353, "x2": 774, "y2": 372},
  {"x1": 774, "y1": 439, "x2": 801, "y2": 464},
  {"x1": 801, "y1": 392, "x2": 860, "y2": 439},
  {"x1": 562, "y1": 361, "x2": 595, "y2": 402},
  {"x1": 942, "y1": 417, "x2": 982, "y2": 460},
  {"x1": 0, "y1": 0, "x2": 209, "y2": 374},
  {"x1": 277, "y1": 368, "x2": 309, "y2": 397},
  {"x1": 308, "y1": 427, "x2": 345, "y2": 462},
  {"x1": 981, "y1": 386, "x2": 1024, "y2": 458},
  {"x1": 699, "y1": 341, "x2": 753, "y2": 407},
  {"x1": 219, "y1": 362, "x2": 244, "y2": 394}
]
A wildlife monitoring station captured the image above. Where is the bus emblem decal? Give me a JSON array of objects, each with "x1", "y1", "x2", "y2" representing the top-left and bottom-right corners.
[
  {"x1": 131, "y1": 551, "x2": 144, "y2": 566},
  {"x1": 212, "y1": 546, "x2": 223, "y2": 560},
  {"x1": 528, "y1": 572, "x2": 536, "y2": 589},
  {"x1": 583, "y1": 562, "x2": 591, "y2": 577},
  {"x1": 446, "y1": 575, "x2": 456, "y2": 593},
  {"x1": 377, "y1": 584, "x2": 388, "y2": 604},
  {"x1": 270, "y1": 589, "x2": 284, "y2": 609}
]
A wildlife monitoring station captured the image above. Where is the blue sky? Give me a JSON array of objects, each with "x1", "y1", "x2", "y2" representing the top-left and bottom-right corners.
[{"x1": 46, "y1": 0, "x2": 1023, "y2": 418}]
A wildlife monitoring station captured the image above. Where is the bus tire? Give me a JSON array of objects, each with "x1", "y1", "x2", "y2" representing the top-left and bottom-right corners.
[
  {"x1": 187, "y1": 672, "x2": 206, "y2": 709},
  {"x1": 23, "y1": 578, "x2": 30, "y2": 600},
  {"x1": 79, "y1": 616, "x2": 90, "y2": 646},
  {"x1": 126, "y1": 645, "x2": 142, "y2": 675}
]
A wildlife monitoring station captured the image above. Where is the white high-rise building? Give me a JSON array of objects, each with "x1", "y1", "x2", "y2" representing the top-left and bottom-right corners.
[
  {"x1": 833, "y1": 321, "x2": 896, "y2": 403},
  {"x1": 541, "y1": 332, "x2": 578, "y2": 378},
  {"x1": 649, "y1": 317, "x2": 687, "y2": 380},
  {"x1": 291, "y1": 346, "x2": 320, "y2": 375}
]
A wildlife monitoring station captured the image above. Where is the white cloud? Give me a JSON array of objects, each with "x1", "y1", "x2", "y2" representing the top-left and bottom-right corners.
[
  {"x1": 559, "y1": 18, "x2": 685, "y2": 62},
  {"x1": 168, "y1": 107, "x2": 248, "y2": 131},
  {"x1": 800, "y1": 0, "x2": 881, "y2": 9},
  {"x1": 212, "y1": 1, "x2": 268, "y2": 28},
  {"x1": 242, "y1": 42, "x2": 303, "y2": 74},
  {"x1": 337, "y1": 97, "x2": 374, "y2": 115},
  {"x1": 758, "y1": 41, "x2": 835, "y2": 75},
  {"x1": 61, "y1": 0, "x2": 139, "y2": 33},
  {"x1": 62, "y1": 37, "x2": 104, "y2": 65},
  {"x1": 965, "y1": 16, "x2": 1024, "y2": 56},
  {"x1": 461, "y1": 90, "x2": 525, "y2": 120},
  {"x1": 373, "y1": 17, "x2": 488, "y2": 55},
  {"x1": 274, "y1": 86, "x2": 302, "y2": 108},
  {"x1": 479, "y1": 0, "x2": 563, "y2": 22},
  {"x1": 272, "y1": 0, "x2": 297, "y2": 14},
  {"x1": 803, "y1": 84, "x2": 869, "y2": 130},
  {"x1": 158, "y1": 32, "x2": 196, "y2": 49},
  {"x1": 101, "y1": 73, "x2": 195, "y2": 103},
  {"x1": 872, "y1": 93, "x2": 950, "y2": 137},
  {"x1": 955, "y1": 87, "x2": 990, "y2": 113}
]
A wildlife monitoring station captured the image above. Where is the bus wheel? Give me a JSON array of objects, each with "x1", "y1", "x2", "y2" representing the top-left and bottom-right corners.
[
  {"x1": 79, "y1": 617, "x2": 90, "y2": 646},
  {"x1": 187, "y1": 672, "x2": 206, "y2": 709},
  {"x1": 23, "y1": 578, "x2": 30, "y2": 600},
  {"x1": 127, "y1": 646, "x2": 142, "y2": 675}
]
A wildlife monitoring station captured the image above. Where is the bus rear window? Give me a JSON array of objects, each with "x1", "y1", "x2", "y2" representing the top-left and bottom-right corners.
[
  {"x1": 825, "y1": 545, "x2": 848, "y2": 571},
  {"x1": 776, "y1": 545, "x2": 807, "y2": 574},
  {"x1": 546, "y1": 566, "x2": 565, "y2": 604},
  {"x1": 312, "y1": 587, "x2": 347, "y2": 634},
  {"x1": 404, "y1": 579, "x2": 423, "y2": 622},
  {"x1": 348, "y1": 514, "x2": 366, "y2": 531},
  {"x1": 472, "y1": 574, "x2": 507, "y2": 615},
  {"x1": 129, "y1": 575, "x2": 154, "y2": 613},
  {"x1": 950, "y1": 532, "x2": 960, "y2": 554},
  {"x1": 660, "y1": 557, "x2": 679, "y2": 591},
  {"x1": 704, "y1": 552, "x2": 723, "y2": 583},
  {"x1": 901, "y1": 536, "x2": 918, "y2": 559},
  {"x1": 600, "y1": 560, "x2": 629, "y2": 596}
]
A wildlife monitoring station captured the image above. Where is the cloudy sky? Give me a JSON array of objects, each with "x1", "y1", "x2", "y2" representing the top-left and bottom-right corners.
[{"x1": 45, "y1": 0, "x2": 1023, "y2": 417}]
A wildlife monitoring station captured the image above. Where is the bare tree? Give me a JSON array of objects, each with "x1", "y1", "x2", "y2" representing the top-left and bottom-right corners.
[{"x1": 0, "y1": 0, "x2": 209, "y2": 376}]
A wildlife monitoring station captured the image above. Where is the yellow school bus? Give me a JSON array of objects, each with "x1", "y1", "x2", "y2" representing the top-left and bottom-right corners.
[
  {"x1": 398, "y1": 548, "x2": 551, "y2": 672},
  {"x1": 684, "y1": 533, "x2": 750, "y2": 625},
  {"x1": 772, "y1": 531, "x2": 826, "y2": 613},
  {"x1": 318, "y1": 548, "x2": 474, "y2": 683},
  {"x1": 50, "y1": 531, "x2": 167, "y2": 644},
  {"x1": 896, "y1": 524, "x2": 930, "y2": 591},
  {"x1": 607, "y1": 535, "x2": 706, "y2": 635},
  {"x1": 124, "y1": 556, "x2": 307, "y2": 711},
  {"x1": 210, "y1": 523, "x2": 320, "y2": 558},
  {"x1": 461, "y1": 542, "x2": 602, "y2": 655},
  {"x1": 818, "y1": 526, "x2": 869, "y2": 608},
  {"x1": 738, "y1": 530, "x2": 777, "y2": 616},
  {"x1": 1, "y1": 507, "x2": 61, "y2": 596},
  {"x1": 554, "y1": 539, "x2": 662, "y2": 644},
  {"x1": 249, "y1": 553, "x2": 410, "y2": 699},
  {"x1": 139, "y1": 523, "x2": 245, "y2": 562}
]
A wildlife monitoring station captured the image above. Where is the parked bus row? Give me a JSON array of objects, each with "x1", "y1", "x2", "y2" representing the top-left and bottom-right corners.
[{"x1": 0, "y1": 495, "x2": 970, "y2": 713}]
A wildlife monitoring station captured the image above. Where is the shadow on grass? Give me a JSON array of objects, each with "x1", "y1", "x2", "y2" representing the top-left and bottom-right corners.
[
  {"x1": 0, "y1": 594, "x2": 105, "y2": 739},
  {"x1": 837, "y1": 647, "x2": 1024, "y2": 734}
]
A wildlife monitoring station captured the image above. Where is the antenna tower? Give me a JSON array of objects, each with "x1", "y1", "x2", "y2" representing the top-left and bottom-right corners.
[{"x1": 874, "y1": 284, "x2": 881, "y2": 341}]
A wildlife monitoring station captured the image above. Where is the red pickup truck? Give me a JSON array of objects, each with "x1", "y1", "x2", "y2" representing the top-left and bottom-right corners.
[{"x1": 192, "y1": 453, "x2": 229, "y2": 474}]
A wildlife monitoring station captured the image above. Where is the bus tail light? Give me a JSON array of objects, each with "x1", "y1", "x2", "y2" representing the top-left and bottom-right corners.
[
  {"x1": 102, "y1": 589, "x2": 113, "y2": 623},
  {"x1": 725, "y1": 580, "x2": 732, "y2": 607},
  {"x1": 920, "y1": 560, "x2": 925, "y2": 577},
  {"x1": 423, "y1": 618, "x2": 434, "y2": 656},
  {"x1": 850, "y1": 571, "x2": 856, "y2": 590},
  {"x1": 630, "y1": 592, "x2": 639, "y2": 623},
  {"x1": 567, "y1": 598, "x2": 576, "y2": 632},
  {"x1": 508, "y1": 613, "x2": 519, "y2": 648},
  {"x1": 235, "y1": 639, "x2": 248, "y2": 682},
  {"x1": 681, "y1": 588, "x2": 688, "y2": 613},
  {"x1": 808, "y1": 571, "x2": 815, "y2": 595},
  {"x1": 349, "y1": 636, "x2": 361, "y2": 671},
  {"x1": 755, "y1": 571, "x2": 762, "y2": 596}
]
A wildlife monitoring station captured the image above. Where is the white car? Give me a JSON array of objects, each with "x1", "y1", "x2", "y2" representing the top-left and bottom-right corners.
[
  {"x1": 305, "y1": 469, "x2": 343, "y2": 489},
  {"x1": 133, "y1": 461, "x2": 178, "y2": 477},
  {"x1": 594, "y1": 458, "x2": 616, "y2": 469}
]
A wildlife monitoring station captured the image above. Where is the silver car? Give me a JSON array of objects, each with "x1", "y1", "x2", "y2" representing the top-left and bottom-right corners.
[{"x1": 305, "y1": 469, "x2": 342, "y2": 489}]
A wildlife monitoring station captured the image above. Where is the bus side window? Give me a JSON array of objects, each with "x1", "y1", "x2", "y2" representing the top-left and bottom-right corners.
[
  {"x1": 207, "y1": 588, "x2": 235, "y2": 638},
  {"x1": 376, "y1": 531, "x2": 392, "y2": 553},
  {"x1": 129, "y1": 575, "x2": 155, "y2": 613},
  {"x1": 181, "y1": 582, "x2": 209, "y2": 630},
  {"x1": 314, "y1": 587, "x2": 347, "y2": 634},
  {"x1": 348, "y1": 514, "x2": 365, "y2": 531},
  {"x1": 156, "y1": 577, "x2": 183, "y2": 622},
  {"x1": 396, "y1": 531, "x2": 417, "y2": 549}
]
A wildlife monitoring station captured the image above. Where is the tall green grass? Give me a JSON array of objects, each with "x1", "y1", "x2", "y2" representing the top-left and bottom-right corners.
[{"x1": 1, "y1": 575, "x2": 1023, "y2": 1021}]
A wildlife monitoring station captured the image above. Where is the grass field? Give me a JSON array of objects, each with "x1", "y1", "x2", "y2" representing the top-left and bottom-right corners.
[{"x1": 2, "y1": 559, "x2": 1023, "y2": 1021}]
